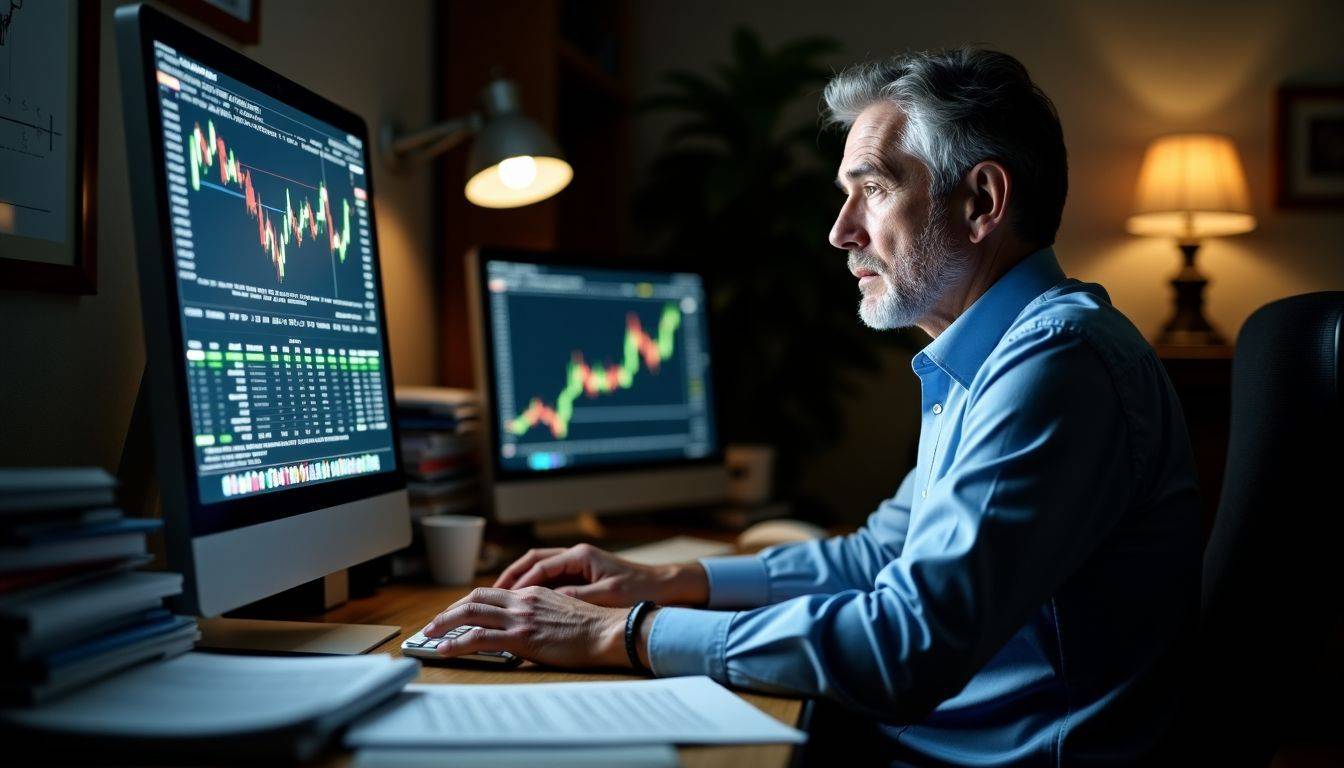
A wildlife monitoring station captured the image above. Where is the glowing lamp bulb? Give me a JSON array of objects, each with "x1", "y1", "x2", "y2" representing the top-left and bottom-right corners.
[{"x1": 497, "y1": 155, "x2": 537, "y2": 190}]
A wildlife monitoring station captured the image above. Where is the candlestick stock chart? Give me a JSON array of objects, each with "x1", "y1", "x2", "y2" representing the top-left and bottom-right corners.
[{"x1": 486, "y1": 261, "x2": 717, "y2": 473}]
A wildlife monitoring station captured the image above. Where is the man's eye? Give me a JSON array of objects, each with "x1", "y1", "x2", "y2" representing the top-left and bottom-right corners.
[{"x1": 863, "y1": 184, "x2": 881, "y2": 198}]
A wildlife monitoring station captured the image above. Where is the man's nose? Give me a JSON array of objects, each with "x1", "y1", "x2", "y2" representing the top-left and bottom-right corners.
[{"x1": 829, "y1": 197, "x2": 868, "y2": 252}]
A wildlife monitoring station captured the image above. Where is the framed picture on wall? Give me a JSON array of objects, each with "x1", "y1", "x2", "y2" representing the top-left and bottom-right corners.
[
  {"x1": 162, "y1": 0, "x2": 261, "y2": 45},
  {"x1": 1275, "y1": 86, "x2": 1344, "y2": 209},
  {"x1": 0, "y1": 0, "x2": 99, "y2": 294}
]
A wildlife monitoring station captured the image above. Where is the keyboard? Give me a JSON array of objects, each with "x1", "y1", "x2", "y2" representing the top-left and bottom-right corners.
[{"x1": 400, "y1": 626, "x2": 522, "y2": 667}]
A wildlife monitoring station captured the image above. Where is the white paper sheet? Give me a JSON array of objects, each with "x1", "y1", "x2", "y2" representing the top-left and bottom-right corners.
[
  {"x1": 353, "y1": 745, "x2": 680, "y2": 768},
  {"x1": 344, "y1": 676, "x2": 806, "y2": 748},
  {"x1": 617, "y1": 536, "x2": 735, "y2": 566}
]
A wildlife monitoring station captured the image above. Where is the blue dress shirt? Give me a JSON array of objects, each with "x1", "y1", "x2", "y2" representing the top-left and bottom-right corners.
[{"x1": 647, "y1": 248, "x2": 1201, "y2": 766}]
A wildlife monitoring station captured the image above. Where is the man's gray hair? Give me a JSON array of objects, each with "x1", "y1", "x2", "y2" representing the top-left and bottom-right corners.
[{"x1": 823, "y1": 48, "x2": 1068, "y2": 246}]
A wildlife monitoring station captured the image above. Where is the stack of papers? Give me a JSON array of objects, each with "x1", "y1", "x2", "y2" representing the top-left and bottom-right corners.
[
  {"x1": 0, "y1": 467, "x2": 197, "y2": 704},
  {"x1": 345, "y1": 676, "x2": 806, "y2": 748},
  {"x1": 0, "y1": 467, "x2": 120, "y2": 513},
  {"x1": 354, "y1": 745, "x2": 681, "y2": 768},
  {"x1": 395, "y1": 387, "x2": 480, "y2": 435},
  {"x1": 1, "y1": 651, "x2": 419, "y2": 762},
  {"x1": 396, "y1": 389, "x2": 482, "y2": 508}
]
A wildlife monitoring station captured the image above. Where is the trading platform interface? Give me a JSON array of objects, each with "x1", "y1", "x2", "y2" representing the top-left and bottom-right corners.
[
  {"x1": 150, "y1": 41, "x2": 396, "y2": 505},
  {"x1": 485, "y1": 260, "x2": 718, "y2": 474}
]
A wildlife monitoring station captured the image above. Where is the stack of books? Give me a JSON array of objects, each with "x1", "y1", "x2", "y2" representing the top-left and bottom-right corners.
[
  {"x1": 392, "y1": 388, "x2": 483, "y2": 579},
  {"x1": 0, "y1": 467, "x2": 198, "y2": 705},
  {"x1": 395, "y1": 387, "x2": 481, "y2": 521}
]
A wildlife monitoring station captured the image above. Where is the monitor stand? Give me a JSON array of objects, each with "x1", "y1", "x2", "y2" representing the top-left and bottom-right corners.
[
  {"x1": 118, "y1": 369, "x2": 402, "y2": 656},
  {"x1": 531, "y1": 509, "x2": 606, "y2": 541},
  {"x1": 196, "y1": 617, "x2": 399, "y2": 655}
]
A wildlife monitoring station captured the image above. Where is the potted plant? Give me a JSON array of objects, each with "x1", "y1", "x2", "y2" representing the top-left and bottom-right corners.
[{"x1": 636, "y1": 28, "x2": 915, "y2": 498}]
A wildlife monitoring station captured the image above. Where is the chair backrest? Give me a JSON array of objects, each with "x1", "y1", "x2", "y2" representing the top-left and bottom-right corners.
[{"x1": 1196, "y1": 292, "x2": 1343, "y2": 764}]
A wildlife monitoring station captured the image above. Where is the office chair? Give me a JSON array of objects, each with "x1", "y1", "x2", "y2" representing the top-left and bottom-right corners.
[{"x1": 1192, "y1": 291, "x2": 1344, "y2": 765}]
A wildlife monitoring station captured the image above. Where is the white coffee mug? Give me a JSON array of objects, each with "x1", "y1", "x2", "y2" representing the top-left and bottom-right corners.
[{"x1": 420, "y1": 515, "x2": 486, "y2": 586}]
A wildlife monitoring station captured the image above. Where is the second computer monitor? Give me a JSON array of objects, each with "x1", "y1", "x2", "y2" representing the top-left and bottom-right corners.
[{"x1": 469, "y1": 250, "x2": 727, "y2": 523}]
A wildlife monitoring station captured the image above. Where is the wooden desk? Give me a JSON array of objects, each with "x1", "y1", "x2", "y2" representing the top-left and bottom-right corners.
[{"x1": 318, "y1": 582, "x2": 805, "y2": 768}]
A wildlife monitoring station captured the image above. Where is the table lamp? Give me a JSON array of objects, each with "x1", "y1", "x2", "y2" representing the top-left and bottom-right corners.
[{"x1": 1126, "y1": 133, "x2": 1256, "y2": 346}]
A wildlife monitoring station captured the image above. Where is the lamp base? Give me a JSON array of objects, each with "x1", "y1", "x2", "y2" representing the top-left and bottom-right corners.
[
  {"x1": 1155, "y1": 242, "x2": 1225, "y2": 347},
  {"x1": 1156, "y1": 326, "x2": 1225, "y2": 346}
]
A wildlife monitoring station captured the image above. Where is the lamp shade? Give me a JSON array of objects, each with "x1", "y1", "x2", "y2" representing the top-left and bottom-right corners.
[
  {"x1": 464, "y1": 114, "x2": 573, "y2": 208},
  {"x1": 463, "y1": 79, "x2": 573, "y2": 209},
  {"x1": 1126, "y1": 133, "x2": 1256, "y2": 240}
]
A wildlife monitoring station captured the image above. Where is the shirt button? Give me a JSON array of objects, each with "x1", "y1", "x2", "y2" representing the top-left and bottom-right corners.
[
  {"x1": 921, "y1": 489, "x2": 928, "y2": 499},
  {"x1": 932, "y1": 403, "x2": 943, "y2": 415}
]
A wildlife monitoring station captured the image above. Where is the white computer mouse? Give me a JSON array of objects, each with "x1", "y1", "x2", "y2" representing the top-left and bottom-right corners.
[{"x1": 737, "y1": 518, "x2": 828, "y2": 553}]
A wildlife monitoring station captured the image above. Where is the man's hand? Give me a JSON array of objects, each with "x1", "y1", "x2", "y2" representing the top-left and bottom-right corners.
[
  {"x1": 422, "y1": 586, "x2": 630, "y2": 668},
  {"x1": 491, "y1": 543, "x2": 709, "y2": 607}
]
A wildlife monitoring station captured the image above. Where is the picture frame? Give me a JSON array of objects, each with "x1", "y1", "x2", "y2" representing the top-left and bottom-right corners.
[
  {"x1": 1275, "y1": 85, "x2": 1344, "y2": 209},
  {"x1": 161, "y1": 0, "x2": 261, "y2": 45},
  {"x1": 0, "y1": 0, "x2": 99, "y2": 294}
]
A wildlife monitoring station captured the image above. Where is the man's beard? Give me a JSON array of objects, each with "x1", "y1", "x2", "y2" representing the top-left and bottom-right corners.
[{"x1": 847, "y1": 207, "x2": 968, "y2": 330}]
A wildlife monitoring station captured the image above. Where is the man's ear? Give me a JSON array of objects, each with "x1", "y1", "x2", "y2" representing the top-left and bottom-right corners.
[{"x1": 960, "y1": 160, "x2": 1011, "y2": 245}]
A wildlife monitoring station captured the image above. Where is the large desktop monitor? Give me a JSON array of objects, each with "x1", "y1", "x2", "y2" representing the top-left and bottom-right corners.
[
  {"x1": 468, "y1": 249, "x2": 728, "y2": 524},
  {"x1": 116, "y1": 4, "x2": 410, "y2": 622}
]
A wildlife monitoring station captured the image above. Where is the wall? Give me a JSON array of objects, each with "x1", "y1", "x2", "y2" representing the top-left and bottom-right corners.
[
  {"x1": 0, "y1": 1, "x2": 438, "y2": 470},
  {"x1": 634, "y1": 0, "x2": 1344, "y2": 519}
]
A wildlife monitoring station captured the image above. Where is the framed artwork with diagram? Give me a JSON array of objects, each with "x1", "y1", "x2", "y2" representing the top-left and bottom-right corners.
[{"x1": 0, "y1": 0, "x2": 100, "y2": 294}]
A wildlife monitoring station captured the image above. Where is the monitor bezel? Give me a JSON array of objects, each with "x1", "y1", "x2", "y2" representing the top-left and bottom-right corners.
[
  {"x1": 118, "y1": 4, "x2": 406, "y2": 540},
  {"x1": 470, "y1": 247, "x2": 726, "y2": 486}
]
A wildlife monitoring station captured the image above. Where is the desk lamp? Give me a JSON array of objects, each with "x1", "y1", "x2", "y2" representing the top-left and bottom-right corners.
[
  {"x1": 1126, "y1": 133, "x2": 1256, "y2": 346},
  {"x1": 381, "y1": 78, "x2": 573, "y2": 209}
]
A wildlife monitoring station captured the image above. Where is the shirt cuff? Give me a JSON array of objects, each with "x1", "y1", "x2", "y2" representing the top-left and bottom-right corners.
[
  {"x1": 699, "y1": 555, "x2": 769, "y2": 608},
  {"x1": 647, "y1": 606, "x2": 733, "y2": 681}
]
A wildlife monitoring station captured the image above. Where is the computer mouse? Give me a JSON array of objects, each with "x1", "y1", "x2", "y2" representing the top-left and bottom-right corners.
[{"x1": 737, "y1": 519, "x2": 827, "y2": 553}]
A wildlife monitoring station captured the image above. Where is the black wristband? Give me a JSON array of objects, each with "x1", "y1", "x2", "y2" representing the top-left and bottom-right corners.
[{"x1": 625, "y1": 600, "x2": 657, "y2": 674}]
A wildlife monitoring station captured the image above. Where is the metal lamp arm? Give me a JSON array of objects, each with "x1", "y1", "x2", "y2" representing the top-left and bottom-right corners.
[{"x1": 380, "y1": 112, "x2": 483, "y2": 169}]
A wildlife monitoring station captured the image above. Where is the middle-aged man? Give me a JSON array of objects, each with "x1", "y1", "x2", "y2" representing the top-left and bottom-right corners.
[{"x1": 420, "y1": 48, "x2": 1201, "y2": 766}]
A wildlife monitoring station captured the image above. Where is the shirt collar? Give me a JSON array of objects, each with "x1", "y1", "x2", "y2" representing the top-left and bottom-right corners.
[{"x1": 916, "y1": 246, "x2": 1067, "y2": 388}]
